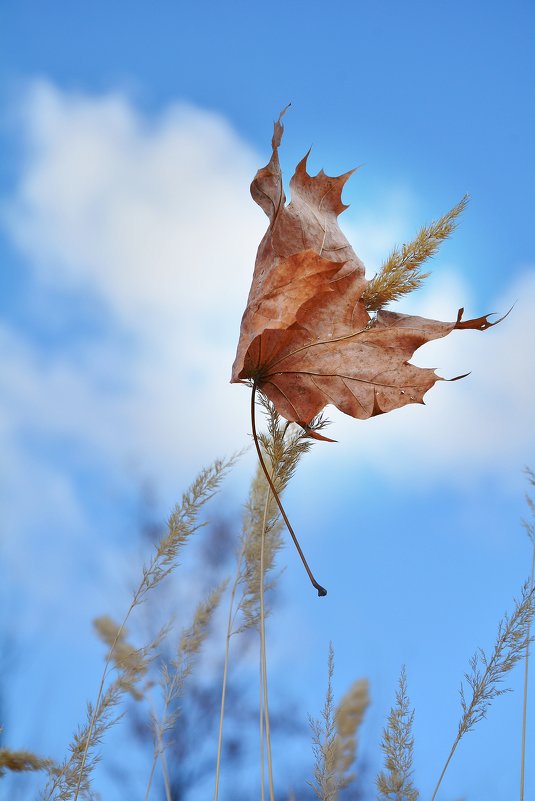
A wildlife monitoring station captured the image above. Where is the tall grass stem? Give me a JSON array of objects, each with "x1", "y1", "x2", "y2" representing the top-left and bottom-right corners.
[
  {"x1": 214, "y1": 574, "x2": 240, "y2": 801},
  {"x1": 520, "y1": 545, "x2": 535, "y2": 801},
  {"x1": 259, "y1": 486, "x2": 275, "y2": 801}
]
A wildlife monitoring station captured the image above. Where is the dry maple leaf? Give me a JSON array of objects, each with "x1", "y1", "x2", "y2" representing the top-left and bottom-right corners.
[
  {"x1": 232, "y1": 109, "x2": 499, "y2": 428},
  {"x1": 232, "y1": 108, "x2": 502, "y2": 595}
]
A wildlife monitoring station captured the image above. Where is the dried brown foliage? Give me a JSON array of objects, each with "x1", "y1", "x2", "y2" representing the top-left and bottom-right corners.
[{"x1": 232, "y1": 110, "x2": 500, "y2": 429}]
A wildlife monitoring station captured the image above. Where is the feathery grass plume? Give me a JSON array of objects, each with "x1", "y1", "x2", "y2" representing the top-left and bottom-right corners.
[
  {"x1": 431, "y1": 580, "x2": 535, "y2": 801},
  {"x1": 93, "y1": 615, "x2": 159, "y2": 701},
  {"x1": 235, "y1": 464, "x2": 284, "y2": 632},
  {"x1": 361, "y1": 195, "x2": 469, "y2": 312},
  {"x1": 376, "y1": 667, "x2": 419, "y2": 801},
  {"x1": 520, "y1": 467, "x2": 535, "y2": 801},
  {"x1": 42, "y1": 679, "x2": 124, "y2": 801},
  {"x1": 308, "y1": 643, "x2": 342, "y2": 801},
  {"x1": 0, "y1": 748, "x2": 54, "y2": 777},
  {"x1": 175, "y1": 580, "x2": 228, "y2": 682},
  {"x1": 162, "y1": 581, "x2": 228, "y2": 730},
  {"x1": 144, "y1": 581, "x2": 227, "y2": 801},
  {"x1": 334, "y1": 677, "x2": 370, "y2": 788},
  {"x1": 138, "y1": 455, "x2": 240, "y2": 600},
  {"x1": 43, "y1": 621, "x2": 168, "y2": 801},
  {"x1": 44, "y1": 456, "x2": 236, "y2": 801}
]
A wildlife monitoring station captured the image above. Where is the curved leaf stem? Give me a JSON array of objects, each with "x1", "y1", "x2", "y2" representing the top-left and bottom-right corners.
[{"x1": 250, "y1": 382, "x2": 327, "y2": 597}]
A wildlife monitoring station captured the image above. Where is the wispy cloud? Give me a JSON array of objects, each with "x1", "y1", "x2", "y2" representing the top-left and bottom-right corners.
[
  {"x1": 1, "y1": 81, "x2": 266, "y2": 480},
  {"x1": 1, "y1": 79, "x2": 533, "y2": 528}
]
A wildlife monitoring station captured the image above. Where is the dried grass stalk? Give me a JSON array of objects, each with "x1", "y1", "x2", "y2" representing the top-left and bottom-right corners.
[
  {"x1": 520, "y1": 467, "x2": 535, "y2": 801},
  {"x1": 161, "y1": 580, "x2": 228, "y2": 735},
  {"x1": 334, "y1": 677, "x2": 370, "y2": 786},
  {"x1": 376, "y1": 666, "x2": 419, "y2": 801},
  {"x1": 144, "y1": 581, "x2": 227, "y2": 801},
  {"x1": 0, "y1": 748, "x2": 54, "y2": 777},
  {"x1": 309, "y1": 651, "x2": 370, "y2": 800},
  {"x1": 308, "y1": 643, "x2": 341, "y2": 801},
  {"x1": 362, "y1": 195, "x2": 469, "y2": 311},
  {"x1": 237, "y1": 396, "x2": 327, "y2": 630},
  {"x1": 215, "y1": 398, "x2": 325, "y2": 801},
  {"x1": 93, "y1": 616, "x2": 156, "y2": 701},
  {"x1": 42, "y1": 681, "x2": 124, "y2": 801},
  {"x1": 44, "y1": 456, "x2": 236, "y2": 801},
  {"x1": 431, "y1": 581, "x2": 535, "y2": 801}
]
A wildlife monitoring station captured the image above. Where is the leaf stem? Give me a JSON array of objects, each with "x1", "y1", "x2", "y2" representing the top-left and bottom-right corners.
[{"x1": 250, "y1": 382, "x2": 327, "y2": 597}]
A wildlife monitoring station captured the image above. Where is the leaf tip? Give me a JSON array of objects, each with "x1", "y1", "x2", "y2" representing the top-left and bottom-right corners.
[
  {"x1": 272, "y1": 103, "x2": 291, "y2": 149},
  {"x1": 449, "y1": 371, "x2": 471, "y2": 382},
  {"x1": 455, "y1": 304, "x2": 512, "y2": 331},
  {"x1": 299, "y1": 423, "x2": 337, "y2": 443}
]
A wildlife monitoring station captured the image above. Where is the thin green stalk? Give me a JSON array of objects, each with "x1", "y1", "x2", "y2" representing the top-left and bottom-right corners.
[{"x1": 520, "y1": 545, "x2": 535, "y2": 801}]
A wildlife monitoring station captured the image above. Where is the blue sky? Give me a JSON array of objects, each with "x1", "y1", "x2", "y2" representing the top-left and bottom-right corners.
[{"x1": 1, "y1": 2, "x2": 534, "y2": 799}]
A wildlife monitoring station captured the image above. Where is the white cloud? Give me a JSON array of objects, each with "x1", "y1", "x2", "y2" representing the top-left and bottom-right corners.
[
  {"x1": 2, "y1": 81, "x2": 267, "y2": 481},
  {"x1": 6, "y1": 81, "x2": 263, "y2": 340},
  {"x1": 0, "y1": 78, "x2": 533, "y2": 675},
  {"x1": 0, "y1": 82, "x2": 269, "y2": 620},
  {"x1": 1, "y1": 79, "x2": 533, "y2": 518}
]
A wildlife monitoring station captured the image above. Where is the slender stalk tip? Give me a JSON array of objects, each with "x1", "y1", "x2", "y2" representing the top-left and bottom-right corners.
[{"x1": 316, "y1": 584, "x2": 327, "y2": 597}]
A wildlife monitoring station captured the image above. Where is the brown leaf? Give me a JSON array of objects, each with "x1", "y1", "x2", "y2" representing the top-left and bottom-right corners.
[{"x1": 232, "y1": 111, "x2": 500, "y2": 429}]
